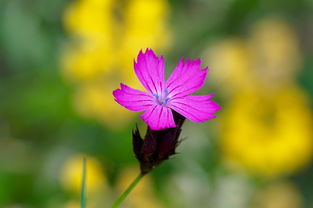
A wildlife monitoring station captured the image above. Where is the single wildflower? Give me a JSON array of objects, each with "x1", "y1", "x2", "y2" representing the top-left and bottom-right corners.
[
  {"x1": 113, "y1": 49, "x2": 221, "y2": 174},
  {"x1": 111, "y1": 49, "x2": 221, "y2": 207},
  {"x1": 113, "y1": 49, "x2": 221, "y2": 130}
]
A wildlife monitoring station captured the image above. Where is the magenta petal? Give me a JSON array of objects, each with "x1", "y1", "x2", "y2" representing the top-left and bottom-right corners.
[
  {"x1": 166, "y1": 59, "x2": 208, "y2": 98},
  {"x1": 169, "y1": 94, "x2": 221, "y2": 122},
  {"x1": 113, "y1": 83, "x2": 154, "y2": 112},
  {"x1": 134, "y1": 49, "x2": 165, "y2": 94},
  {"x1": 140, "y1": 105, "x2": 176, "y2": 130}
]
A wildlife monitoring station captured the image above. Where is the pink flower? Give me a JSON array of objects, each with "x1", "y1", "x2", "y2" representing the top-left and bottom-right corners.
[{"x1": 113, "y1": 49, "x2": 221, "y2": 130}]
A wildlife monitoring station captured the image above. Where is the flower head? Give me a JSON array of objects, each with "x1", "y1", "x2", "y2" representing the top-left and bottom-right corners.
[{"x1": 113, "y1": 49, "x2": 221, "y2": 130}]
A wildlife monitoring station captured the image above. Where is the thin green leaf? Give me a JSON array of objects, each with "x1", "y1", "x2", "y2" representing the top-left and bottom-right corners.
[{"x1": 81, "y1": 157, "x2": 87, "y2": 208}]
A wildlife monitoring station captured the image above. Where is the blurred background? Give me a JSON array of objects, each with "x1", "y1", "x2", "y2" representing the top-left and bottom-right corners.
[{"x1": 1, "y1": 0, "x2": 313, "y2": 207}]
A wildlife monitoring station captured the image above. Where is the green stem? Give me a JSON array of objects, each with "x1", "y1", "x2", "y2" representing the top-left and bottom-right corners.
[
  {"x1": 81, "y1": 157, "x2": 87, "y2": 208},
  {"x1": 111, "y1": 173, "x2": 145, "y2": 208}
]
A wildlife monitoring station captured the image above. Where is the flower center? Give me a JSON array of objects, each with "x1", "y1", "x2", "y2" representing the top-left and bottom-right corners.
[{"x1": 153, "y1": 88, "x2": 170, "y2": 107}]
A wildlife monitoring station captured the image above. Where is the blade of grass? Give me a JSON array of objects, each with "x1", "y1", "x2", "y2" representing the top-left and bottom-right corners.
[{"x1": 81, "y1": 157, "x2": 87, "y2": 208}]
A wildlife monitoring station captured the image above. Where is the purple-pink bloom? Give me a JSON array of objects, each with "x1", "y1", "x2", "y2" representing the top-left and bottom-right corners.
[{"x1": 113, "y1": 49, "x2": 221, "y2": 130}]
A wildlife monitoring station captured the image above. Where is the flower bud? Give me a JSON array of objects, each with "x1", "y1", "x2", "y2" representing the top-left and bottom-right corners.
[{"x1": 132, "y1": 111, "x2": 185, "y2": 174}]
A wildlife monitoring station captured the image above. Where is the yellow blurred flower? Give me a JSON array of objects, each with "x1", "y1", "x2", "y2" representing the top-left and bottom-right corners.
[
  {"x1": 220, "y1": 86, "x2": 313, "y2": 177},
  {"x1": 252, "y1": 182, "x2": 303, "y2": 208},
  {"x1": 120, "y1": 0, "x2": 170, "y2": 56},
  {"x1": 206, "y1": 17, "x2": 311, "y2": 177},
  {"x1": 73, "y1": 82, "x2": 133, "y2": 129},
  {"x1": 62, "y1": 0, "x2": 115, "y2": 81},
  {"x1": 64, "y1": 0, "x2": 114, "y2": 38},
  {"x1": 116, "y1": 167, "x2": 164, "y2": 208},
  {"x1": 205, "y1": 38, "x2": 251, "y2": 95},
  {"x1": 248, "y1": 18, "x2": 301, "y2": 87},
  {"x1": 205, "y1": 18, "x2": 302, "y2": 94},
  {"x1": 62, "y1": 0, "x2": 171, "y2": 128},
  {"x1": 60, "y1": 154, "x2": 107, "y2": 194}
]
